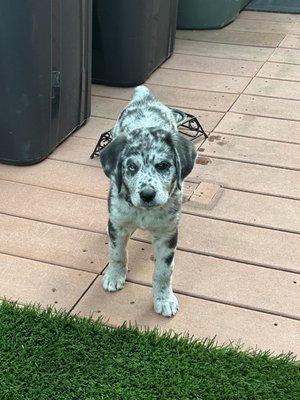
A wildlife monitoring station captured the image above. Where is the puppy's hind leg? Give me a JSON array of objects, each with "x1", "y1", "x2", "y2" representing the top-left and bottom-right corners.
[
  {"x1": 151, "y1": 229, "x2": 179, "y2": 317},
  {"x1": 102, "y1": 221, "x2": 133, "y2": 292}
]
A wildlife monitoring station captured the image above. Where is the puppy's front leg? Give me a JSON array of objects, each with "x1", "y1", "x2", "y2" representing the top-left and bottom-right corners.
[
  {"x1": 152, "y1": 229, "x2": 179, "y2": 317},
  {"x1": 102, "y1": 220, "x2": 133, "y2": 292}
]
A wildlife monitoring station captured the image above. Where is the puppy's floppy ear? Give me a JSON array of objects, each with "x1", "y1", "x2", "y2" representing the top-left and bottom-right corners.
[
  {"x1": 100, "y1": 134, "x2": 127, "y2": 192},
  {"x1": 173, "y1": 134, "x2": 197, "y2": 190}
]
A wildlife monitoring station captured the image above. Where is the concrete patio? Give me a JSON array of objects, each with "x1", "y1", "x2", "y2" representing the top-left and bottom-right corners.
[{"x1": 0, "y1": 10, "x2": 299, "y2": 357}]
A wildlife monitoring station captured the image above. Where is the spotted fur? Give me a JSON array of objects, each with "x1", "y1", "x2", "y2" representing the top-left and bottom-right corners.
[{"x1": 100, "y1": 86, "x2": 196, "y2": 317}]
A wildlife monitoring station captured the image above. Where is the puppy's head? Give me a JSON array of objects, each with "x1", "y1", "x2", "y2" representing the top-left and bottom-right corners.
[{"x1": 100, "y1": 129, "x2": 196, "y2": 208}]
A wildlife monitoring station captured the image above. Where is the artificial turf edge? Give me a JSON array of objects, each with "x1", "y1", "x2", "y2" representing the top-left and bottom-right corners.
[{"x1": 0, "y1": 299, "x2": 299, "y2": 400}]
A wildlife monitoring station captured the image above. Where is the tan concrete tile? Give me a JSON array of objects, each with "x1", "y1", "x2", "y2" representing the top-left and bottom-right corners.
[
  {"x1": 182, "y1": 182, "x2": 198, "y2": 202},
  {"x1": 0, "y1": 159, "x2": 109, "y2": 198},
  {"x1": 0, "y1": 253, "x2": 96, "y2": 311},
  {"x1": 245, "y1": 77, "x2": 300, "y2": 100},
  {"x1": 3, "y1": 178, "x2": 297, "y2": 274},
  {"x1": 0, "y1": 214, "x2": 108, "y2": 273},
  {"x1": 2, "y1": 179, "x2": 298, "y2": 247},
  {"x1": 91, "y1": 95, "x2": 127, "y2": 119},
  {"x1": 123, "y1": 241, "x2": 300, "y2": 318},
  {"x1": 162, "y1": 53, "x2": 263, "y2": 77},
  {"x1": 257, "y1": 62, "x2": 300, "y2": 81},
  {"x1": 144, "y1": 84, "x2": 235, "y2": 113},
  {"x1": 0, "y1": 180, "x2": 108, "y2": 233},
  {"x1": 147, "y1": 68, "x2": 250, "y2": 94},
  {"x1": 93, "y1": 84, "x2": 237, "y2": 112},
  {"x1": 199, "y1": 133, "x2": 300, "y2": 169},
  {"x1": 133, "y1": 214, "x2": 300, "y2": 272},
  {"x1": 74, "y1": 117, "x2": 115, "y2": 140},
  {"x1": 226, "y1": 18, "x2": 293, "y2": 33},
  {"x1": 92, "y1": 95, "x2": 224, "y2": 132},
  {"x1": 184, "y1": 187, "x2": 300, "y2": 234},
  {"x1": 50, "y1": 137, "x2": 98, "y2": 167},
  {"x1": 279, "y1": 34, "x2": 300, "y2": 49},
  {"x1": 0, "y1": 179, "x2": 195, "y2": 235},
  {"x1": 73, "y1": 279, "x2": 300, "y2": 358},
  {"x1": 189, "y1": 157, "x2": 300, "y2": 199},
  {"x1": 239, "y1": 11, "x2": 296, "y2": 23},
  {"x1": 190, "y1": 182, "x2": 222, "y2": 209},
  {"x1": 269, "y1": 48, "x2": 300, "y2": 64},
  {"x1": 290, "y1": 23, "x2": 300, "y2": 34},
  {"x1": 231, "y1": 94, "x2": 300, "y2": 120},
  {"x1": 176, "y1": 29, "x2": 284, "y2": 47},
  {"x1": 214, "y1": 112, "x2": 300, "y2": 143},
  {"x1": 175, "y1": 39, "x2": 274, "y2": 61}
]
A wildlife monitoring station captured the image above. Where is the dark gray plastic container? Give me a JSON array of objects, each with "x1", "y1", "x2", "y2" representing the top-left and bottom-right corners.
[
  {"x1": 246, "y1": 0, "x2": 300, "y2": 13},
  {"x1": 177, "y1": 0, "x2": 251, "y2": 29},
  {"x1": 92, "y1": 0, "x2": 178, "y2": 87},
  {"x1": 0, "y1": 0, "x2": 92, "y2": 165}
]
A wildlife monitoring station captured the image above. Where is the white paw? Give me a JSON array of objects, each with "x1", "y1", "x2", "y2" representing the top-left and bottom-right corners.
[
  {"x1": 154, "y1": 293, "x2": 179, "y2": 317},
  {"x1": 102, "y1": 269, "x2": 126, "y2": 292}
]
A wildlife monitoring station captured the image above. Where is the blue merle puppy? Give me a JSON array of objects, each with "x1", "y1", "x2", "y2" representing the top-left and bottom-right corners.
[{"x1": 100, "y1": 86, "x2": 196, "y2": 317}]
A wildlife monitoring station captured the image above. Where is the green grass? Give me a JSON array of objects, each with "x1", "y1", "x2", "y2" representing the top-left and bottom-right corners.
[{"x1": 0, "y1": 301, "x2": 299, "y2": 400}]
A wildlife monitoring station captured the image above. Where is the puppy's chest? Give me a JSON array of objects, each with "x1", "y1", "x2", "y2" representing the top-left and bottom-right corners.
[
  {"x1": 112, "y1": 200, "x2": 179, "y2": 231},
  {"x1": 133, "y1": 211, "x2": 167, "y2": 231}
]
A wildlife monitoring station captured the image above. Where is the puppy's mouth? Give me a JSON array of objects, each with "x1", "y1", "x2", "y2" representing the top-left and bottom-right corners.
[
  {"x1": 136, "y1": 199, "x2": 169, "y2": 209},
  {"x1": 124, "y1": 193, "x2": 149, "y2": 208},
  {"x1": 140, "y1": 201, "x2": 159, "y2": 208},
  {"x1": 129, "y1": 195, "x2": 167, "y2": 209}
]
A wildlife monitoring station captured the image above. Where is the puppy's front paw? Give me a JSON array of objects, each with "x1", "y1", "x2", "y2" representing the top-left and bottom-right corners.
[
  {"x1": 102, "y1": 268, "x2": 126, "y2": 292},
  {"x1": 154, "y1": 292, "x2": 179, "y2": 317}
]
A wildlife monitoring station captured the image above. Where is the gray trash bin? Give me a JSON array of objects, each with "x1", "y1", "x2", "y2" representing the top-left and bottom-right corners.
[
  {"x1": 0, "y1": 0, "x2": 92, "y2": 165},
  {"x1": 177, "y1": 0, "x2": 251, "y2": 29},
  {"x1": 92, "y1": 0, "x2": 178, "y2": 87}
]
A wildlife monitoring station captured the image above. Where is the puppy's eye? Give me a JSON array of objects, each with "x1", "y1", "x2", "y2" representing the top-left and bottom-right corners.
[
  {"x1": 155, "y1": 162, "x2": 171, "y2": 172},
  {"x1": 128, "y1": 163, "x2": 138, "y2": 174}
]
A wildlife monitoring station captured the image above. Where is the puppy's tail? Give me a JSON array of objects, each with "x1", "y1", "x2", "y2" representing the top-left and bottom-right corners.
[{"x1": 132, "y1": 85, "x2": 154, "y2": 102}]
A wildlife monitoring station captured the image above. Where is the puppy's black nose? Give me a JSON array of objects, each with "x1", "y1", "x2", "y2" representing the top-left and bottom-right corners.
[{"x1": 140, "y1": 189, "x2": 156, "y2": 203}]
